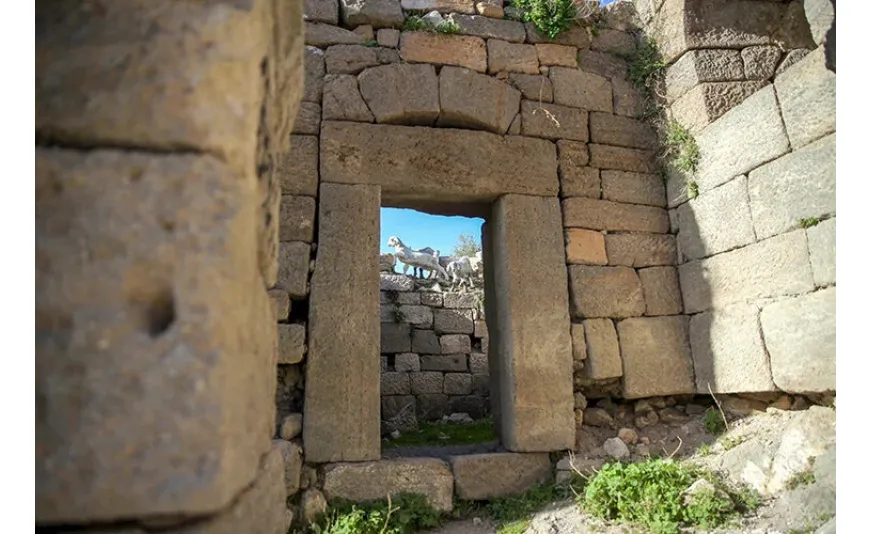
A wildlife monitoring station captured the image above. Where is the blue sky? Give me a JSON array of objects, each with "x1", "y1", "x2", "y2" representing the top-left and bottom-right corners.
[{"x1": 380, "y1": 208, "x2": 484, "y2": 256}]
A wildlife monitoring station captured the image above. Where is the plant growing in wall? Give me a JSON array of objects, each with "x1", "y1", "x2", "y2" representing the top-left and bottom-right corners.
[{"x1": 510, "y1": 0, "x2": 600, "y2": 39}]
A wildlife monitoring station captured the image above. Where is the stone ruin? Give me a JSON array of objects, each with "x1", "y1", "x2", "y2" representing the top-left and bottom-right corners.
[{"x1": 36, "y1": 0, "x2": 836, "y2": 531}]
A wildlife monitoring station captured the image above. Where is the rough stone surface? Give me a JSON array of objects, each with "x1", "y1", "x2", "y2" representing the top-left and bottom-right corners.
[
  {"x1": 776, "y1": 48, "x2": 812, "y2": 76},
  {"x1": 558, "y1": 142, "x2": 599, "y2": 198},
  {"x1": 270, "y1": 289, "x2": 291, "y2": 322},
  {"x1": 600, "y1": 170, "x2": 665, "y2": 207},
  {"x1": 487, "y1": 40, "x2": 539, "y2": 74},
  {"x1": 444, "y1": 373, "x2": 473, "y2": 395},
  {"x1": 571, "y1": 323, "x2": 587, "y2": 363},
  {"x1": 568, "y1": 266, "x2": 645, "y2": 319},
  {"x1": 447, "y1": 14, "x2": 526, "y2": 43},
  {"x1": 775, "y1": 48, "x2": 836, "y2": 149},
  {"x1": 749, "y1": 133, "x2": 836, "y2": 240},
  {"x1": 694, "y1": 86, "x2": 790, "y2": 193},
  {"x1": 340, "y1": 0, "x2": 405, "y2": 28},
  {"x1": 417, "y1": 393, "x2": 449, "y2": 419},
  {"x1": 322, "y1": 74, "x2": 374, "y2": 122},
  {"x1": 280, "y1": 414, "x2": 304, "y2": 441},
  {"x1": 278, "y1": 324, "x2": 306, "y2": 364},
  {"x1": 741, "y1": 45, "x2": 781, "y2": 80},
  {"x1": 382, "y1": 323, "x2": 412, "y2": 353},
  {"x1": 305, "y1": 183, "x2": 380, "y2": 463},
  {"x1": 588, "y1": 144, "x2": 655, "y2": 174},
  {"x1": 507, "y1": 73, "x2": 553, "y2": 102},
  {"x1": 670, "y1": 81, "x2": 767, "y2": 133},
  {"x1": 679, "y1": 230, "x2": 815, "y2": 314},
  {"x1": 358, "y1": 63, "x2": 440, "y2": 125},
  {"x1": 477, "y1": 2, "x2": 504, "y2": 18},
  {"x1": 444, "y1": 293, "x2": 478, "y2": 309},
  {"x1": 434, "y1": 309, "x2": 474, "y2": 334},
  {"x1": 638, "y1": 266, "x2": 683, "y2": 316},
  {"x1": 470, "y1": 352, "x2": 489, "y2": 374},
  {"x1": 273, "y1": 439, "x2": 303, "y2": 496},
  {"x1": 591, "y1": 29, "x2": 635, "y2": 54},
  {"x1": 612, "y1": 78, "x2": 644, "y2": 118},
  {"x1": 521, "y1": 101, "x2": 589, "y2": 142},
  {"x1": 305, "y1": 22, "x2": 365, "y2": 47},
  {"x1": 807, "y1": 217, "x2": 835, "y2": 287},
  {"x1": 395, "y1": 352, "x2": 422, "y2": 372},
  {"x1": 690, "y1": 303, "x2": 775, "y2": 394},
  {"x1": 322, "y1": 459, "x2": 455, "y2": 512},
  {"x1": 491, "y1": 195, "x2": 574, "y2": 451},
  {"x1": 277, "y1": 242, "x2": 311, "y2": 298},
  {"x1": 565, "y1": 229, "x2": 607, "y2": 265},
  {"x1": 549, "y1": 67, "x2": 613, "y2": 113},
  {"x1": 401, "y1": 0, "x2": 476, "y2": 14},
  {"x1": 382, "y1": 372, "x2": 411, "y2": 395},
  {"x1": 303, "y1": 47, "x2": 326, "y2": 103},
  {"x1": 300, "y1": 488, "x2": 328, "y2": 525},
  {"x1": 582, "y1": 319, "x2": 622, "y2": 379},
  {"x1": 590, "y1": 113, "x2": 657, "y2": 151},
  {"x1": 400, "y1": 32, "x2": 487, "y2": 73},
  {"x1": 320, "y1": 122, "x2": 558, "y2": 203},
  {"x1": 401, "y1": 305, "x2": 435, "y2": 327},
  {"x1": 439, "y1": 334, "x2": 472, "y2": 355},
  {"x1": 676, "y1": 176, "x2": 755, "y2": 260},
  {"x1": 450, "y1": 453, "x2": 552, "y2": 500},
  {"x1": 438, "y1": 66, "x2": 521, "y2": 134},
  {"x1": 763, "y1": 287, "x2": 836, "y2": 393},
  {"x1": 279, "y1": 196, "x2": 316, "y2": 243},
  {"x1": 536, "y1": 44, "x2": 578, "y2": 67},
  {"x1": 802, "y1": 0, "x2": 835, "y2": 46},
  {"x1": 325, "y1": 45, "x2": 379, "y2": 74},
  {"x1": 604, "y1": 233, "x2": 676, "y2": 267},
  {"x1": 411, "y1": 372, "x2": 445, "y2": 394},
  {"x1": 291, "y1": 102, "x2": 321, "y2": 135},
  {"x1": 524, "y1": 21, "x2": 589, "y2": 47},
  {"x1": 604, "y1": 437, "x2": 630, "y2": 459},
  {"x1": 380, "y1": 274, "x2": 415, "y2": 292},
  {"x1": 563, "y1": 197, "x2": 669, "y2": 234},
  {"x1": 665, "y1": 49, "x2": 744, "y2": 102},
  {"x1": 306, "y1": 0, "x2": 340, "y2": 24},
  {"x1": 412, "y1": 328, "x2": 442, "y2": 354},
  {"x1": 577, "y1": 50, "x2": 628, "y2": 81},
  {"x1": 378, "y1": 28, "x2": 400, "y2": 47},
  {"x1": 618, "y1": 316, "x2": 695, "y2": 399},
  {"x1": 282, "y1": 135, "x2": 319, "y2": 197}
]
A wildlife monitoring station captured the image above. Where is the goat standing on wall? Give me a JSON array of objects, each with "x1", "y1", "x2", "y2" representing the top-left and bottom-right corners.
[
  {"x1": 386, "y1": 236, "x2": 449, "y2": 280},
  {"x1": 447, "y1": 252, "x2": 483, "y2": 290}
]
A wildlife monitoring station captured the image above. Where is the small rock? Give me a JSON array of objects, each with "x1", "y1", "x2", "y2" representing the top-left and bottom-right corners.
[
  {"x1": 448, "y1": 412, "x2": 473, "y2": 423},
  {"x1": 300, "y1": 488, "x2": 327, "y2": 525},
  {"x1": 574, "y1": 409, "x2": 584, "y2": 426},
  {"x1": 634, "y1": 399, "x2": 653, "y2": 413},
  {"x1": 635, "y1": 410, "x2": 659, "y2": 428},
  {"x1": 595, "y1": 398, "x2": 617, "y2": 415},
  {"x1": 538, "y1": 65, "x2": 549, "y2": 75},
  {"x1": 650, "y1": 397, "x2": 667, "y2": 409},
  {"x1": 616, "y1": 405, "x2": 631, "y2": 421},
  {"x1": 664, "y1": 396, "x2": 677, "y2": 407},
  {"x1": 574, "y1": 391, "x2": 588, "y2": 409},
  {"x1": 390, "y1": 429, "x2": 401, "y2": 439},
  {"x1": 682, "y1": 478, "x2": 732, "y2": 508},
  {"x1": 476, "y1": 2, "x2": 504, "y2": 18},
  {"x1": 634, "y1": 443, "x2": 650, "y2": 456},
  {"x1": 721, "y1": 395, "x2": 767, "y2": 416},
  {"x1": 685, "y1": 403, "x2": 706, "y2": 415},
  {"x1": 603, "y1": 437, "x2": 630, "y2": 459},
  {"x1": 617, "y1": 427, "x2": 639, "y2": 445},
  {"x1": 300, "y1": 465, "x2": 317, "y2": 490},
  {"x1": 584, "y1": 407, "x2": 615, "y2": 427},
  {"x1": 660, "y1": 407, "x2": 689, "y2": 425},
  {"x1": 770, "y1": 394, "x2": 793, "y2": 411},
  {"x1": 285, "y1": 509, "x2": 295, "y2": 532},
  {"x1": 280, "y1": 413, "x2": 303, "y2": 441},
  {"x1": 791, "y1": 396, "x2": 809, "y2": 410},
  {"x1": 422, "y1": 11, "x2": 445, "y2": 26}
]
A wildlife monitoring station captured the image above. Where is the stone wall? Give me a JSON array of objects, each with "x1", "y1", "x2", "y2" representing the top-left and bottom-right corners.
[{"x1": 379, "y1": 278, "x2": 490, "y2": 429}]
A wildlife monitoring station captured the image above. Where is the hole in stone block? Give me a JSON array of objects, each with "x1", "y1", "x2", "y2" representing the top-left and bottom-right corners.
[
  {"x1": 124, "y1": 266, "x2": 176, "y2": 338},
  {"x1": 145, "y1": 288, "x2": 175, "y2": 337}
]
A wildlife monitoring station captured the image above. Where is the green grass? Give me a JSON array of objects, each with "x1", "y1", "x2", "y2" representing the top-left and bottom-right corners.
[
  {"x1": 666, "y1": 121, "x2": 701, "y2": 173},
  {"x1": 484, "y1": 478, "x2": 584, "y2": 534},
  {"x1": 299, "y1": 493, "x2": 442, "y2": 534},
  {"x1": 511, "y1": 0, "x2": 578, "y2": 39},
  {"x1": 703, "y1": 408, "x2": 726, "y2": 436},
  {"x1": 402, "y1": 15, "x2": 459, "y2": 34},
  {"x1": 361, "y1": 39, "x2": 379, "y2": 47},
  {"x1": 798, "y1": 216, "x2": 821, "y2": 228},
  {"x1": 383, "y1": 418, "x2": 496, "y2": 448},
  {"x1": 618, "y1": 38, "x2": 666, "y2": 91},
  {"x1": 687, "y1": 180, "x2": 699, "y2": 200}
]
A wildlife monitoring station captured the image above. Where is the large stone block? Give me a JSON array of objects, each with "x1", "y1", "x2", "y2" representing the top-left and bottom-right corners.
[
  {"x1": 568, "y1": 266, "x2": 645, "y2": 319},
  {"x1": 748, "y1": 133, "x2": 836, "y2": 240},
  {"x1": 563, "y1": 197, "x2": 669, "y2": 234},
  {"x1": 741, "y1": 45, "x2": 781, "y2": 81},
  {"x1": 281, "y1": 135, "x2": 319, "y2": 197},
  {"x1": 536, "y1": 44, "x2": 578, "y2": 68},
  {"x1": 434, "y1": 308, "x2": 474, "y2": 334},
  {"x1": 577, "y1": 50, "x2": 627, "y2": 81},
  {"x1": 322, "y1": 74, "x2": 374, "y2": 123},
  {"x1": 638, "y1": 266, "x2": 682, "y2": 316},
  {"x1": 278, "y1": 324, "x2": 307, "y2": 364},
  {"x1": 762, "y1": 287, "x2": 836, "y2": 393},
  {"x1": 402, "y1": 0, "x2": 476, "y2": 14},
  {"x1": 277, "y1": 242, "x2": 311, "y2": 298},
  {"x1": 451, "y1": 453, "x2": 552, "y2": 500},
  {"x1": 679, "y1": 230, "x2": 815, "y2": 314},
  {"x1": 280, "y1": 195, "x2": 316, "y2": 242},
  {"x1": 305, "y1": 22, "x2": 365, "y2": 47},
  {"x1": 588, "y1": 144, "x2": 656, "y2": 174},
  {"x1": 320, "y1": 122, "x2": 559, "y2": 203},
  {"x1": 807, "y1": 217, "x2": 835, "y2": 287},
  {"x1": 422, "y1": 354, "x2": 467, "y2": 371},
  {"x1": 291, "y1": 102, "x2": 321, "y2": 135},
  {"x1": 487, "y1": 40, "x2": 539, "y2": 74},
  {"x1": 582, "y1": 319, "x2": 622, "y2": 379},
  {"x1": 549, "y1": 67, "x2": 613, "y2": 113},
  {"x1": 591, "y1": 29, "x2": 635, "y2": 54},
  {"x1": 359, "y1": 63, "x2": 440, "y2": 126},
  {"x1": 590, "y1": 114, "x2": 657, "y2": 151},
  {"x1": 525, "y1": 22, "x2": 590, "y2": 48},
  {"x1": 411, "y1": 372, "x2": 444, "y2": 394},
  {"x1": 36, "y1": 1, "x2": 269, "y2": 177},
  {"x1": 340, "y1": 0, "x2": 405, "y2": 28},
  {"x1": 565, "y1": 229, "x2": 607, "y2": 266},
  {"x1": 323, "y1": 459, "x2": 454, "y2": 511},
  {"x1": 444, "y1": 373, "x2": 473, "y2": 394},
  {"x1": 618, "y1": 316, "x2": 695, "y2": 399},
  {"x1": 381, "y1": 323, "x2": 412, "y2": 353},
  {"x1": 676, "y1": 176, "x2": 755, "y2": 260},
  {"x1": 508, "y1": 73, "x2": 553, "y2": 102},
  {"x1": 417, "y1": 393, "x2": 449, "y2": 419},
  {"x1": 491, "y1": 195, "x2": 575, "y2": 451},
  {"x1": 557, "y1": 140, "x2": 598, "y2": 198},
  {"x1": 303, "y1": 47, "x2": 326, "y2": 103},
  {"x1": 520, "y1": 101, "x2": 589, "y2": 142},
  {"x1": 412, "y1": 328, "x2": 441, "y2": 354},
  {"x1": 440, "y1": 334, "x2": 472, "y2": 355},
  {"x1": 438, "y1": 66, "x2": 521, "y2": 135},
  {"x1": 664, "y1": 49, "x2": 744, "y2": 102},
  {"x1": 694, "y1": 86, "x2": 790, "y2": 193},
  {"x1": 382, "y1": 372, "x2": 411, "y2": 395},
  {"x1": 604, "y1": 233, "x2": 677, "y2": 267},
  {"x1": 400, "y1": 304, "x2": 434, "y2": 327},
  {"x1": 306, "y1": 0, "x2": 340, "y2": 24},
  {"x1": 400, "y1": 32, "x2": 487, "y2": 73},
  {"x1": 325, "y1": 45, "x2": 379, "y2": 74},
  {"x1": 447, "y1": 14, "x2": 526, "y2": 43},
  {"x1": 305, "y1": 183, "x2": 380, "y2": 463},
  {"x1": 36, "y1": 149, "x2": 274, "y2": 521},
  {"x1": 690, "y1": 303, "x2": 775, "y2": 394},
  {"x1": 273, "y1": 439, "x2": 303, "y2": 496},
  {"x1": 444, "y1": 293, "x2": 479, "y2": 309},
  {"x1": 600, "y1": 170, "x2": 665, "y2": 207},
  {"x1": 670, "y1": 81, "x2": 767, "y2": 133}
]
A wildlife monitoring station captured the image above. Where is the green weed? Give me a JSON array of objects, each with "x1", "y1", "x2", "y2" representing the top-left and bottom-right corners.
[
  {"x1": 619, "y1": 38, "x2": 666, "y2": 91},
  {"x1": 798, "y1": 216, "x2": 821, "y2": 228},
  {"x1": 302, "y1": 493, "x2": 442, "y2": 534},
  {"x1": 487, "y1": 479, "x2": 582, "y2": 534},
  {"x1": 383, "y1": 418, "x2": 496, "y2": 448},
  {"x1": 402, "y1": 15, "x2": 459, "y2": 34},
  {"x1": 703, "y1": 408, "x2": 726, "y2": 436},
  {"x1": 785, "y1": 468, "x2": 816, "y2": 490},
  {"x1": 361, "y1": 39, "x2": 379, "y2": 47},
  {"x1": 665, "y1": 121, "x2": 700, "y2": 173},
  {"x1": 687, "y1": 180, "x2": 699, "y2": 199},
  {"x1": 511, "y1": 0, "x2": 578, "y2": 39}
]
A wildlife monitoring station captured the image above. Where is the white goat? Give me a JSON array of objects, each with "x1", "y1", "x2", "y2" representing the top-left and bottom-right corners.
[
  {"x1": 386, "y1": 236, "x2": 448, "y2": 280},
  {"x1": 446, "y1": 256, "x2": 477, "y2": 289}
]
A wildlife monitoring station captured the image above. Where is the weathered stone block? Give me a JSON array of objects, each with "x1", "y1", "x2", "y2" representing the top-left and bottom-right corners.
[
  {"x1": 447, "y1": 14, "x2": 526, "y2": 42},
  {"x1": 638, "y1": 266, "x2": 682, "y2": 316},
  {"x1": 305, "y1": 22, "x2": 365, "y2": 47},
  {"x1": 776, "y1": 48, "x2": 812, "y2": 76},
  {"x1": 762, "y1": 287, "x2": 836, "y2": 393},
  {"x1": 550, "y1": 67, "x2": 613, "y2": 113},
  {"x1": 578, "y1": 50, "x2": 627, "y2": 81},
  {"x1": 359, "y1": 63, "x2": 440, "y2": 126},
  {"x1": 588, "y1": 144, "x2": 655, "y2": 174},
  {"x1": 487, "y1": 40, "x2": 539, "y2": 74},
  {"x1": 520, "y1": 101, "x2": 588, "y2": 142},
  {"x1": 589, "y1": 113, "x2": 658, "y2": 151},
  {"x1": 451, "y1": 453, "x2": 551, "y2": 500},
  {"x1": 440, "y1": 334, "x2": 472, "y2": 355},
  {"x1": 444, "y1": 373, "x2": 473, "y2": 395},
  {"x1": 382, "y1": 291, "x2": 421, "y2": 305},
  {"x1": 568, "y1": 266, "x2": 645, "y2": 319},
  {"x1": 443, "y1": 293, "x2": 478, "y2": 309},
  {"x1": 536, "y1": 44, "x2": 578, "y2": 67},
  {"x1": 434, "y1": 308, "x2": 475, "y2": 334},
  {"x1": 412, "y1": 328, "x2": 441, "y2": 354},
  {"x1": 417, "y1": 393, "x2": 449, "y2": 419},
  {"x1": 380, "y1": 274, "x2": 415, "y2": 291},
  {"x1": 676, "y1": 176, "x2": 755, "y2": 260},
  {"x1": 382, "y1": 394, "x2": 416, "y2": 421},
  {"x1": 340, "y1": 0, "x2": 405, "y2": 28},
  {"x1": 474, "y1": 320, "x2": 488, "y2": 338},
  {"x1": 438, "y1": 66, "x2": 521, "y2": 134},
  {"x1": 525, "y1": 22, "x2": 589, "y2": 48},
  {"x1": 305, "y1": 183, "x2": 380, "y2": 463},
  {"x1": 618, "y1": 316, "x2": 694, "y2": 399},
  {"x1": 411, "y1": 372, "x2": 444, "y2": 394},
  {"x1": 400, "y1": 32, "x2": 487, "y2": 73},
  {"x1": 395, "y1": 352, "x2": 422, "y2": 372},
  {"x1": 470, "y1": 352, "x2": 489, "y2": 374},
  {"x1": 670, "y1": 81, "x2": 767, "y2": 133},
  {"x1": 279, "y1": 324, "x2": 307, "y2": 364},
  {"x1": 273, "y1": 439, "x2": 303, "y2": 496},
  {"x1": 665, "y1": 49, "x2": 744, "y2": 102},
  {"x1": 303, "y1": 47, "x2": 326, "y2": 103},
  {"x1": 477, "y1": 2, "x2": 504, "y2": 17},
  {"x1": 382, "y1": 372, "x2": 411, "y2": 395},
  {"x1": 807, "y1": 217, "x2": 835, "y2": 287},
  {"x1": 291, "y1": 102, "x2": 321, "y2": 135},
  {"x1": 557, "y1": 141, "x2": 598, "y2": 198},
  {"x1": 612, "y1": 78, "x2": 644, "y2": 118},
  {"x1": 775, "y1": 48, "x2": 836, "y2": 150},
  {"x1": 320, "y1": 122, "x2": 559, "y2": 202},
  {"x1": 803, "y1": 0, "x2": 835, "y2": 47},
  {"x1": 565, "y1": 229, "x2": 607, "y2": 265},
  {"x1": 322, "y1": 74, "x2": 375, "y2": 123},
  {"x1": 278, "y1": 242, "x2": 311, "y2": 298},
  {"x1": 269, "y1": 289, "x2": 291, "y2": 322},
  {"x1": 279, "y1": 195, "x2": 316, "y2": 243},
  {"x1": 447, "y1": 396, "x2": 487, "y2": 419},
  {"x1": 397, "y1": 305, "x2": 432, "y2": 327},
  {"x1": 376, "y1": 46, "x2": 402, "y2": 64},
  {"x1": 472, "y1": 374, "x2": 490, "y2": 396},
  {"x1": 281, "y1": 136, "x2": 319, "y2": 197},
  {"x1": 508, "y1": 73, "x2": 553, "y2": 102},
  {"x1": 377, "y1": 28, "x2": 401, "y2": 47},
  {"x1": 582, "y1": 319, "x2": 622, "y2": 379},
  {"x1": 280, "y1": 413, "x2": 303, "y2": 441},
  {"x1": 325, "y1": 45, "x2": 379, "y2": 74},
  {"x1": 679, "y1": 230, "x2": 815, "y2": 314},
  {"x1": 323, "y1": 459, "x2": 454, "y2": 512},
  {"x1": 571, "y1": 323, "x2": 587, "y2": 362},
  {"x1": 694, "y1": 86, "x2": 790, "y2": 193},
  {"x1": 402, "y1": 0, "x2": 476, "y2": 13},
  {"x1": 381, "y1": 322, "x2": 412, "y2": 353},
  {"x1": 690, "y1": 303, "x2": 775, "y2": 394},
  {"x1": 563, "y1": 197, "x2": 669, "y2": 234},
  {"x1": 491, "y1": 195, "x2": 575, "y2": 451},
  {"x1": 421, "y1": 293, "x2": 443, "y2": 307},
  {"x1": 741, "y1": 45, "x2": 781, "y2": 80},
  {"x1": 749, "y1": 133, "x2": 836, "y2": 240},
  {"x1": 600, "y1": 170, "x2": 665, "y2": 207},
  {"x1": 604, "y1": 233, "x2": 676, "y2": 268}
]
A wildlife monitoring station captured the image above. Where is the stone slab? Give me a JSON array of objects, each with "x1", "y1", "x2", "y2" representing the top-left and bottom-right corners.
[
  {"x1": 618, "y1": 316, "x2": 695, "y2": 399},
  {"x1": 665, "y1": 49, "x2": 744, "y2": 102},
  {"x1": 565, "y1": 229, "x2": 607, "y2": 265},
  {"x1": 412, "y1": 328, "x2": 441, "y2": 354},
  {"x1": 447, "y1": 14, "x2": 526, "y2": 43},
  {"x1": 582, "y1": 319, "x2": 622, "y2": 380},
  {"x1": 277, "y1": 242, "x2": 310, "y2": 298},
  {"x1": 434, "y1": 309, "x2": 474, "y2": 334},
  {"x1": 303, "y1": 47, "x2": 326, "y2": 103},
  {"x1": 775, "y1": 46, "x2": 836, "y2": 149},
  {"x1": 359, "y1": 63, "x2": 440, "y2": 126},
  {"x1": 280, "y1": 195, "x2": 316, "y2": 242},
  {"x1": 487, "y1": 40, "x2": 539, "y2": 74},
  {"x1": 568, "y1": 266, "x2": 645, "y2": 319},
  {"x1": 670, "y1": 81, "x2": 766, "y2": 133},
  {"x1": 550, "y1": 67, "x2": 613, "y2": 113},
  {"x1": 304, "y1": 22, "x2": 365, "y2": 47},
  {"x1": 588, "y1": 144, "x2": 656, "y2": 174},
  {"x1": 400, "y1": 32, "x2": 487, "y2": 73},
  {"x1": 600, "y1": 170, "x2": 665, "y2": 207},
  {"x1": 438, "y1": 66, "x2": 521, "y2": 134},
  {"x1": 291, "y1": 102, "x2": 321, "y2": 135},
  {"x1": 305, "y1": 183, "x2": 380, "y2": 462},
  {"x1": 381, "y1": 323, "x2": 412, "y2": 353},
  {"x1": 306, "y1": 0, "x2": 340, "y2": 24},
  {"x1": 450, "y1": 453, "x2": 552, "y2": 500},
  {"x1": 281, "y1": 135, "x2": 319, "y2": 197},
  {"x1": 604, "y1": 233, "x2": 677, "y2": 267},
  {"x1": 322, "y1": 74, "x2": 374, "y2": 122},
  {"x1": 563, "y1": 197, "x2": 669, "y2": 234},
  {"x1": 590, "y1": 114, "x2": 658, "y2": 151},
  {"x1": 741, "y1": 45, "x2": 781, "y2": 80},
  {"x1": 444, "y1": 373, "x2": 472, "y2": 394},
  {"x1": 508, "y1": 73, "x2": 553, "y2": 102},
  {"x1": 340, "y1": 0, "x2": 405, "y2": 28},
  {"x1": 536, "y1": 44, "x2": 578, "y2": 67},
  {"x1": 411, "y1": 371, "x2": 444, "y2": 394},
  {"x1": 676, "y1": 176, "x2": 755, "y2": 261},
  {"x1": 638, "y1": 266, "x2": 682, "y2": 316},
  {"x1": 807, "y1": 217, "x2": 835, "y2": 287},
  {"x1": 401, "y1": 0, "x2": 476, "y2": 14},
  {"x1": 520, "y1": 100, "x2": 589, "y2": 142}
]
